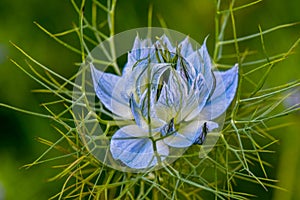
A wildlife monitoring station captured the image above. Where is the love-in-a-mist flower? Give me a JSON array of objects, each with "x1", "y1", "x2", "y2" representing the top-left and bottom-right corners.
[{"x1": 91, "y1": 35, "x2": 238, "y2": 169}]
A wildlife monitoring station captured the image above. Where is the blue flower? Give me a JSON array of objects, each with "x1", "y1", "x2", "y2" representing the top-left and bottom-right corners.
[{"x1": 91, "y1": 35, "x2": 238, "y2": 169}]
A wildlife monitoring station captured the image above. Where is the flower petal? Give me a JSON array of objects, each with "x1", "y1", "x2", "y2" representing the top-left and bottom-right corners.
[
  {"x1": 163, "y1": 120, "x2": 218, "y2": 148},
  {"x1": 193, "y1": 121, "x2": 218, "y2": 144},
  {"x1": 179, "y1": 36, "x2": 194, "y2": 57},
  {"x1": 90, "y1": 63, "x2": 132, "y2": 118},
  {"x1": 156, "y1": 34, "x2": 175, "y2": 52},
  {"x1": 183, "y1": 73, "x2": 211, "y2": 121},
  {"x1": 131, "y1": 35, "x2": 152, "y2": 60},
  {"x1": 155, "y1": 70, "x2": 188, "y2": 122},
  {"x1": 135, "y1": 63, "x2": 170, "y2": 99},
  {"x1": 129, "y1": 93, "x2": 147, "y2": 128},
  {"x1": 187, "y1": 38, "x2": 215, "y2": 94},
  {"x1": 110, "y1": 125, "x2": 169, "y2": 169},
  {"x1": 123, "y1": 35, "x2": 152, "y2": 74},
  {"x1": 176, "y1": 56, "x2": 196, "y2": 87},
  {"x1": 130, "y1": 90, "x2": 165, "y2": 130},
  {"x1": 163, "y1": 120, "x2": 201, "y2": 148},
  {"x1": 201, "y1": 65, "x2": 239, "y2": 119}
]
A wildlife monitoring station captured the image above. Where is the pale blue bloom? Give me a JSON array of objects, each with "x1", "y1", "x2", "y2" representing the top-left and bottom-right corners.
[{"x1": 91, "y1": 35, "x2": 238, "y2": 169}]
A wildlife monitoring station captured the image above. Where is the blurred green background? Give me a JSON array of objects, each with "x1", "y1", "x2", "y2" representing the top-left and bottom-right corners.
[{"x1": 0, "y1": 0, "x2": 299, "y2": 199}]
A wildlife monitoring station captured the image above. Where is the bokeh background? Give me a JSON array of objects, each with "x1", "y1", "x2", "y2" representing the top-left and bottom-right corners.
[{"x1": 0, "y1": 0, "x2": 299, "y2": 199}]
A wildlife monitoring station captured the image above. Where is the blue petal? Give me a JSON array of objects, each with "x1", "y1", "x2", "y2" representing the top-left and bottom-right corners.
[
  {"x1": 175, "y1": 56, "x2": 196, "y2": 87},
  {"x1": 187, "y1": 38, "x2": 215, "y2": 94},
  {"x1": 183, "y1": 73, "x2": 211, "y2": 121},
  {"x1": 123, "y1": 35, "x2": 152, "y2": 74},
  {"x1": 163, "y1": 120, "x2": 199, "y2": 147},
  {"x1": 110, "y1": 125, "x2": 169, "y2": 169},
  {"x1": 124, "y1": 63, "x2": 170, "y2": 121},
  {"x1": 129, "y1": 91, "x2": 163, "y2": 130},
  {"x1": 131, "y1": 35, "x2": 152, "y2": 60},
  {"x1": 178, "y1": 36, "x2": 194, "y2": 57},
  {"x1": 149, "y1": 34, "x2": 176, "y2": 63},
  {"x1": 201, "y1": 65, "x2": 239, "y2": 120},
  {"x1": 193, "y1": 121, "x2": 218, "y2": 144},
  {"x1": 90, "y1": 63, "x2": 132, "y2": 118},
  {"x1": 129, "y1": 93, "x2": 146, "y2": 128},
  {"x1": 128, "y1": 64, "x2": 170, "y2": 129},
  {"x1": 156, "y1": 34, "x2": 175, "y2": 52},
  {"x1": 199, "y1": 38, "x2": 212, "y2": 73},
  {"x1": 163, "y1": 120, "x2": 218, "y2": 148},
  {"x1": 135, "y1": 63, "x2": 170, "y2": 99},
  {"x1": 155, "y1": 70, "x2": 188, "y2": 122}
]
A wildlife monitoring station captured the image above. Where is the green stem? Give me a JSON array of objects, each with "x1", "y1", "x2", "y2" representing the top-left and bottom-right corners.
[{"x1": 107, "y1": 0, "x2": 120, "y2": 75}]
